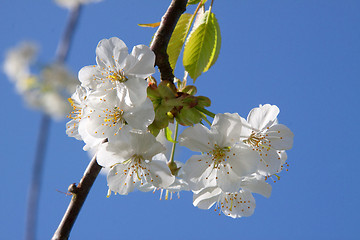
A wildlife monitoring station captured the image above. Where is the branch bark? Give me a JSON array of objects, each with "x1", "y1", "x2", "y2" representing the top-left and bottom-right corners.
[
  {"x1": 52, "y1": 154, "x2": 102, "y2": 240},
  {"x1": 150, "y1": 0, "x2": 187, "y2": 81}
]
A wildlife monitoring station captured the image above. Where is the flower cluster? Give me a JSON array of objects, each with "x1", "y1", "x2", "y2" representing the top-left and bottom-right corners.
[
  {"x1": 66, "y1": 37, "x2": 294, "y2": 218},
  {"x1": 3, "y1": 42, "x2": 78, "y2": 119}
]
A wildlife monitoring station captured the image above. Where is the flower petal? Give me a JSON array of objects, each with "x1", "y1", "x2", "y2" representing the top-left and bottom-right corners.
[
  {"x1": 96, "y1": 37, "x2": 128, "y2": 71},
  {"x1": 182, "y1": 155, "x2": 216, "y2": 191},
  {"x1": 241, "y1": 175, "x2": 272, "y2": 198},
  {"x1": 227, "y1": 143, "x2": 259, "y2": 178},
  {"x1": 179, "y1": 124, "x2": 213, "y2": 152},
  {"x1": 125, "y1": 45, "x2": 155, "y2": 78},
  {"x1": 247, "y1": 104, "x2": 279, "y2": 130},
  {"x1": 221, "y1": 190, "x2": 256, "y2": 218},
  {"x1": 123, "y1": 77, "x2": 148, "y2": 106},
  {"x1": 148, "y1": 159, "x2": 175, "y2": 188},
  {"x1": 267, "y1": 124, "x2": 294, "y2": 150},
  {"x1": 211, "y1": 113, "x2": 242, "y2": 147},
  {"x1": 193, "y1": 187, "x2": 221, "y2": 209},
  {"x1": 107, "y1": 163, "x2": 135, "y2": 195}
]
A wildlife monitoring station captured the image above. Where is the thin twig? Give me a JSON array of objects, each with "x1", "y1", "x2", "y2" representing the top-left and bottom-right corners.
[
  {"x1": 51, "y1": 1, "x2": 188, "y2": 239},
  {"x1": 25, "y1": 5, "x2": 82, "y2": 240},
  {"x1": 25, "y1": 114, "x2": 51, "y2": 240},
  {"x1": 52, "y1": 155, "x2": 102, "y2": 240},
  {"x1": 56, "y1": 5, "x2": 82, "y2": 63},
  {"x1": 150, "y1": 0, "x2": 187, "y2": 81}
]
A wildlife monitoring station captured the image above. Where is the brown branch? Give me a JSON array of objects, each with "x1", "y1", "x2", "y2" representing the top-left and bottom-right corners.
[
  {"x1": 52, "y1": 154, "x2": 102, "y2": 240},
  {"x1": 150, "y1": 0, "x2": 187, "y2": 82}
]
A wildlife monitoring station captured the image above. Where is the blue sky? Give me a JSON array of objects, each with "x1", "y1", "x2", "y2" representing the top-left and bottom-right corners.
[{"x1": 1, "y1": 0, "x2": 359, "y2": 239}]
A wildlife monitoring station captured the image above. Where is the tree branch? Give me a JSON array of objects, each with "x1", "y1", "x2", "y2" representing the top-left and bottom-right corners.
[
  {"x1": 150, "y1": 0, "x2": 187, "y2": 81},
  {"x1": 52, "y1": 154, "x2": 102, "y2": 240}
]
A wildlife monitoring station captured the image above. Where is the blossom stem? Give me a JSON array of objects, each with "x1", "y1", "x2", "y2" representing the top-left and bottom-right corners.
[
  {"x1": 169, "y1": 121, "x2": 179, "y2": 164},
  {"x1": 150, "y1": 0, "x2": 187, "y2": 82},
  {"x1": 25, "y1": 5, "x2": 82, "y2": 240},
  {"x1": 52, "y1": 154, "x2": 102, "y2": 240},
  {"x1": 195, "y1": 106, "x2": 216, "y2": 118}
]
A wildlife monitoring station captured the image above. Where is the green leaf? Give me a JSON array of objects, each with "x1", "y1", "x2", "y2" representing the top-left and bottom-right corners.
[
  {"x1": 167, "y1": 13, "x2": 193, "y2": 72},
  {"x1": 165, "y1": 127, "x2": 177, "y2": 143},
  {"x1": 203, "y1": 14, "x2": 221, "y2": 72},
  {"x1": 183, "y1": 11, "x2": 221, "y2": 81}
]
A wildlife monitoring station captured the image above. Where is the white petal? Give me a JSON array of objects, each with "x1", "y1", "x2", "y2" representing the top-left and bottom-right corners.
[
  {"x1": 247, "y1": 104, "x2": 279, "y2": 130},
  {"x1": 125, "y1": 45, "x2": 155, "y2": 78},
  {"x1": 193, "y1": 187, "x2": 221, "y2": 209},
  {"x1": 267, "y1": 124, "x2": 294, "y2": 150},
  {"x1": 66, "y1": 119, "x2": 81, "y2": 140},
  {"x1": 221, "y1": 190, "x2": 256, "y2": 218},
  {"x1": 211, "y1": 113, "x2": 242, "y2": 147},
  {"x1": 107, "y1": 163, "x2": 135, "y2": 195},
  {"x1": 123, "y1": 77, "x2": 148, "y2": 106},
  {"x1": 78, "y1": 65, "x2": 102, "y2": 89},
  {"x1": 148, "y1": 159, "x2": 175, "y2": 188},
  {"x1": 96, "y1": 37, "x2": 128, "y2": 71},
  {"x1": 241, "y1": 175, "x2": 272, "y2": 198},
  {"x1": 255, "y1": 147, "x2": 282, "y2": 176},
  {"x1": 216, "y1": 165, "x2": 243, "y2": 193},
  {"x1": 179, "y1": 124, "x2": 213, "y2": 152},
  {"x1": 228, "y1": 143, "x2": 259, "y2": 178},
  {"x1": 182, "y1": 155, "x2": 216, "y2": 191},
  {"x1": 96, "y1": 141, "x2": 132, "y2": 168},
  {"x1": 130, "y1": 131, "x2": 166, "y2": 160},
  {"x1": 124, "y1": 98, "x2": 155, "y2": 130}
]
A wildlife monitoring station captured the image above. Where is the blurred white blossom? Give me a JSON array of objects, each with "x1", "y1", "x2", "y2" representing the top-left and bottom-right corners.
[
  {"x1": 54, "y1": 0, "x2": 102, "y2": 9},
  {"x1": 3, "y1": 42, "x2": 79, "y2": 120}
]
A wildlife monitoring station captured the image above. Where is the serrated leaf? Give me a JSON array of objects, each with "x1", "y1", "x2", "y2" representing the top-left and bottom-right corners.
[
  {"x1": 165, "y1": 127, "x2": 177, "y2": 143},
  {"x1": 138, "y1": 22, "x2": 161, "y2": 28},
  {"x1": 167, "y1": 13, "x2": 193, "y2": 72},
  {"x1": 204, "y1": 14, "x2": 221, "y2": 72},
  {"x1": 183, "y1": 11, "x2": 219, "y2": 81}
]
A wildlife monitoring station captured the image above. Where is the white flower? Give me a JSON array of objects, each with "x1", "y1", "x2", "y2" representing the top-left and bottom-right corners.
[
  {"x1": 3, "y1": 42, "x2": 38, "y2": 92},
  {"x1": 240, "y1": 104, "x2": 294, "y2": 176},
  {"x1": 179, "y1": 113, "x2": 259, "y2": 193},
  {"x1": 193, "y1": 174, "x2": 271, "y2": 218},
  {"x1": 97, "y1": 130, "x2": 175, "y2": 195},
  {"x1": 54, "y1": 0, "x2": 102, "y2": 9},
  {"x1": 79, "y1": 89, "x2": 154, "y2": 140},
  {"x1": 78, "y1": 37, "x2": 155, "y2": 106},
  {"x1": 66, "y1": 85, "x2": 89, "y2": 140}
]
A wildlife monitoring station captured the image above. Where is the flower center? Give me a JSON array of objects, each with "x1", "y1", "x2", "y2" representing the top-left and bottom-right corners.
[
  {"x1": 244, "y1": 131, "x2": 270, "y2": 150},
  {"x1": 108, "y1": 69, "x2": 128, "y2": 83},
  {"x1": 123, "y1": 154, "x2": 149, "y2": 181},
  {"x1": 210, "y1": 145, "x2": 231, "y2": 169},
  {"x1": 104, "y1": 107, "x2": 125, "y2": 125}
]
